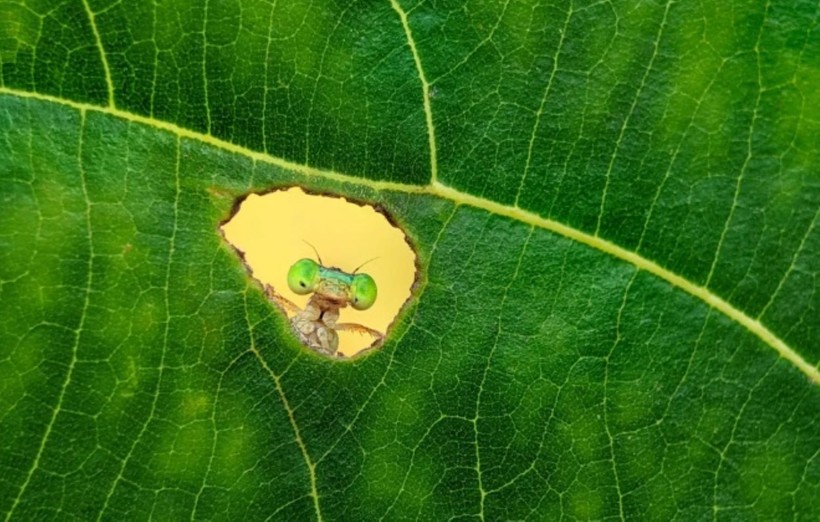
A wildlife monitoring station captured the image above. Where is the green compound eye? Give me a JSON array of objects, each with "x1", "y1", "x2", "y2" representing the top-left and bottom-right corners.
[
  {"x1": 350, "y1": 273, "x2": 377, "y2": 310},
  {"x1": 287, "y1": 258, "x2": 320, "y2": 295}
]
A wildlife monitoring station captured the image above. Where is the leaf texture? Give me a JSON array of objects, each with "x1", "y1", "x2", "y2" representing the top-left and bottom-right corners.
[{"x1": 1, "y1": 0, "x2": 818, "y2": 519}]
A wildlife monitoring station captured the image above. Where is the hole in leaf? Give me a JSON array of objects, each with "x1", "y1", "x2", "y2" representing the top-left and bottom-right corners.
[{"x1": 221, "y1": 187, "x2": 417, "y2": 358}]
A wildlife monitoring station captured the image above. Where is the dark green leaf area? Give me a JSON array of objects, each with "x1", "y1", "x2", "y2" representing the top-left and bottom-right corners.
[
  {"x1": 305, "y1": 204, "x2": 819, "y2": 520},
  {"x1": 81, "y1": 0, "x2": 430, "y2": 183},
  {"x1": 417, "y1": 0, "x2": 820, "y2": 359},
  {"x1": 4, "y1": 98, "x2": 817, "y2": 519},
  {"x1": 2, "y1": 0, "x2": 817, "y2": 361},
  {"x1": 1, "y1": 0, "x2": 431, "y2": 183},
  {"x1": 1, "y1": 1, "x2": 108, "y2": 105}
]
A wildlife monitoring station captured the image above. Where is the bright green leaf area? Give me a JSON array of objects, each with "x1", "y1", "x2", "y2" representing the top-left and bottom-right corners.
[{"x1": 1, "y1": 0, "x2": 818, "y2": 519}]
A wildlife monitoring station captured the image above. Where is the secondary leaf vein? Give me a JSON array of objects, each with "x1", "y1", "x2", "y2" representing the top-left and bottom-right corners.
[
  {"x1": 96, "y1": 134, "x2": 182, "y2": 521},
  {"x1": 5, "y1": 110, "x2": 92, "y2": 521},
  {"x1": 595, "y1": 0, "x2": 673, "y2": 236},
  {"x1": 515, "y1": 1, "x2": 573, "y2": 208},
  {"x1": 389, "y1": 0, "x2": 438, "y2": 182},
  {"x1": 705, "y1": 0, "x2": 770, "y2": 287},
  {"x1": 81, "y1": 0, "x2": 115, "y2": 108},
  {"x1": 249, "y1": 347, "x2": 323, "y2": 521}
]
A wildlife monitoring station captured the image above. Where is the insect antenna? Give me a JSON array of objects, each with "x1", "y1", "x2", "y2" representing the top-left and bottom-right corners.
[
  {"x1": 302, "y1": 240, "x2": 324, "y2": 265},
  {"x1": 352, "y1": 257, "x2": 379, "y2": 274}
]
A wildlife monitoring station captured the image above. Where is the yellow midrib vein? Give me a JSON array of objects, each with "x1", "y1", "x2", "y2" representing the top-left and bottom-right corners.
[{"x1": 0, "y1": 86, "x2": 816, "y2": 385}]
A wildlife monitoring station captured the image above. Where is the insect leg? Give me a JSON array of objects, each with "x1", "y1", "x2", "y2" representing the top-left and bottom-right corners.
[{"x1": 335, "y1": 323, "x2": 384, "y2": 342}]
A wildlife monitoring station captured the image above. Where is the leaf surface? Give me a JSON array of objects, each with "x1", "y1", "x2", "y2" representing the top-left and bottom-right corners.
[{"x1": 1, "y1": 0, "x2": 818, "y2": 519}]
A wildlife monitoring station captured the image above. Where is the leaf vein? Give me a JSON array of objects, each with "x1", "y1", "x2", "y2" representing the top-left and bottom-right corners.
[
  {"x1": 249, "y1": 347, "x2": 323, "y2": 521},
  {"x1": 474, "y1": 225, "x2": 534, "y2": 519},
  {"x1": 389, "y1": 0, "x2": 438, "y2": 182},
  {"x1": 595, "y1": 0, "x2": 674, "y2": 236},
  {"x1": 515, "y1": 1, "x2": 573, "y2": 208},
  {"x1": 95, "y1": 134, "x2": 181, "y2": 520},
  {"x1": 0, "y1": 87, "x2": 814, "y2": 384},
  {"x1": 603, "y1": 271, "x2": 639, "y2": 522},
  {"x1": 705, "y1": 0, "x2": 770, "y2": 287},
  {"x1": 81, "y1": 0, "x2": 115, "y2": 108},
  {"x1": 4, "y1": 110, "x2": 93, "y2": 521}
]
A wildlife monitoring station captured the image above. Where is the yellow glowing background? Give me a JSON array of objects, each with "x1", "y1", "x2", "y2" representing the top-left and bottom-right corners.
[{"x1": 221, "y1": 187, "x2": 417, "y2": 357}]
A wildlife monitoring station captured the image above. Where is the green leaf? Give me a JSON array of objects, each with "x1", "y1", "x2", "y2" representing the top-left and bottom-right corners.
[{"x1": 1, "y1": 0, "x2": 818, "y2": 519}]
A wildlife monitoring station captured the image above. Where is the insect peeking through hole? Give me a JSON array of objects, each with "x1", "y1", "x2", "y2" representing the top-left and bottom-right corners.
[{"x1": 265, "y1": 252, "x2": 384, "y2": 357}]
